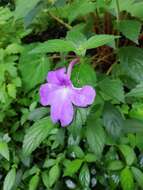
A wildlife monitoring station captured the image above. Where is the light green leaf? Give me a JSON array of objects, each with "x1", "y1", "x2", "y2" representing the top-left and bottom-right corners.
[
  {"x1": 14, "y1": 0, "x2": 41, "y2": 19},
  {"x1": 19, "y1": 47, "x2": 50, "y2": 91},
  {"x1": 119, "y1": 145, "x2": 136, "y2": 166},
  {"x1": 116, "y1": 20, "x2": 141, "y2": 43},
  {"x1": 86, "y1": 119, "x2": 106, "y2": 157},
  {"x1": 3, "y1": 168, "x2": 16, "y2": 190},
  {"x1": 64, "y1": 159, "x2": 83, "y2": 176},
  {"x1": 98, "y1": 78, "x2": 124, "y2": 102},
  {"x1": 131, "y1": 166, "x2": 143, "y2": 187},
  {"x1": 71, "y1": 62, "x2": 97, "y2": 87},
  {"x1": 83, "y1": 35, "x2": 118, "y2": 49},
  {"x1": 30, "y1": 39, "x2": 75, "y2": 54},
  {"x1": 29, "y1": 175, "x2": 39, "y2": 190},
  {"x1": 120, "y1": 167, "x2": 134, "y2": 190},
  {"x1": 23, "y1": 117, "x2": 54, "y2": 156},
  {"x1": 49, "y1": 164, "x2": 60, "y2": 187},
  {"x1": 107, "y1": 160, "x2": 124, "y2": 171},
  {"x1": 7, "y1": 83, "x2": 16, "y2": 99},
  {"x1": 0, "y1": 141, "x2": 9, "y2": 160}
]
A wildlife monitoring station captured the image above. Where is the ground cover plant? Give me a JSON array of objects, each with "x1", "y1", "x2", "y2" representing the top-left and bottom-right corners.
[{"x1": 0, "y1": 0, "x2": 143, "y2": 189}]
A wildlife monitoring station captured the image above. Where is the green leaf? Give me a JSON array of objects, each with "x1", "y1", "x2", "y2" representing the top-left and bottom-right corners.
[
  {"x1": 68, "y1": 145, "x2": 85, "y2": 158},
  {"x1": 107, "y1": 160, "x2": 124, "y2": 171},
  {"x1": 126, "y1": 83, "x2": 143, "y2": 98},
  {"x1": 71, "y1": 62, "x2": 97, "y2": 87},
  {"x1": 131, "y1": 166, "x2": 143, "y2": 187},
  {"x1": 83, "y1": 35, "x2": 118, "y2": 49},
  {"x1": 116, "y1": 20, "x2": 141, "y2": 43},
  {"x1": 119, "y1": 47, "x2": 143, "y2": 83},
  {"x1": 120, "y1": 167, "x2": 134, "y2": 190},
  {"x1": 3, "y1": 168, "x2": 16, "y2": 190},
  {"x1": 79, "y1": 164, "x2": 90, "y2": 188},
  {"x1": 23, "y1": 117, "x2": 54, "y2": 156},
  {"x1": 98, "y1": 78, "x2": 124, "y2": 102},
  {"x1": 7, "y1": 83, "x2": 16, "y2": 99},
  {"x1": 67, "y1": 0, "x2": 96, "y2": 23},
  {"x1": 49, "y1": 164, "x2": 60, "y2": 187},
  {"x1": 14, "y1": 0, "x2": 41, "y2": 19},
  {"x1": 86, "y1": 119, "x2": 106, "y2": 157},
  {"x1": 64, "y1": 159, "x2": 83, "y2": 176},
  {"x1": 84, "y1": 153, "x2": 97, "y2": 163},
  {"x1": 0, "y1": 141, "x2": 9, "y2": 160},
  {"x1": 103, "y1": 103, "x2": 124, "y2": 138},
  {"x1": 29, "y1": 107, "x2": 49, "y2": 121},
  {"x1": 42, "y1": 171, "x2": 49, "y2": 188},
  {"x1": 119, "y1": 145, "x2": 136, "y2": 166},
  {"x1": 19, "y1": 48, "x2": 50, "y2": 91},
  {"x1": 130, "y1": 2, "x2": 143, "y2": 20},
  {"x1": 123, "y1": 119, "x2": 143, "y2": 133},
  {"x1": 30, "y1": 39, "x2": 75, "y2": 54},
  {"x1": 29, "y1": 175, "x2": 39, "y2": 190}
]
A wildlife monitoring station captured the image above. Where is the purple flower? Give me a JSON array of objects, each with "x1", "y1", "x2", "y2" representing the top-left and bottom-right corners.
[{"x1": 39, "y1": 59, "x2": 96, "y2": 127}]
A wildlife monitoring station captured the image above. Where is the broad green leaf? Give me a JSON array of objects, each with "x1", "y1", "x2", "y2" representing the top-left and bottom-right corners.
[
  {"x1": 107, "y1": 160, "x2": 124, "y2": 171},
  {"x1": 86, "y1": 119, "x2": 106, "y2": 157},
  {"x1": 14, "y1": 0, "x2": 41, "y2": 19},
  {"x1": 116, "y1": 20, "x2": 141, "y2": 43},
  {"x1": 49, "y1": 164, "x2": 60, "y2": 187},
  {"x1": 71, "y1": 62, "x2": 97, "y2": 87},
  {"x1": 3, "y1": 168, "x2": 16, "y2": 190},
  {"x1": 119, "y1": 145, "x2": 136, "y2": 166},
  {"x1": 67, "y1": 0, "x2": 96, "y2": 23},
  {"x1": 126, "y1": 83, "x2": 143, "y2": 98},
  {"x1": 64, "y1": 159, "x2": 83, "y2": 176},
  {"x1": 7, "y1": 83, "x2": 16, "y2": 98},
  {"x1": 131, "y1": 166, "x2": 143, "y2": 187},
  {"x1": 119, "y1": 47, "x2": 143, "y2": 83},
  {"x1": 19, "y1": 46, "x2": 50, "y2": 91},
  {"x1": 120, "y1": 167, "x2": 134, "y2": 190},
  {"x1": 79, "y1": 164, "x2": 90, "y2": 188},
  {"x1": 29, "y1": 175, "x2": 39, "y2": 190},
  {"x1": 103, "y1": 103, "x2": 124, "y2": 138},
  {"x1": 29, "y1": 107, "x2": 49, "y2": 121},
  {"x1": 84, "y1": 153, "x2": 97, "y2": 163},
  {"x1": 130, "y1": 2, "x2": 143, "y2": 20},
  {"x1": 123, "y1": 119, "x2": 143, "y2": 133},
  {"x1": 83, "y1": 35, "x2": 118, "y2": 49},
  {"x1": 68, "y1": 145, "x2": 85, "y2": 158},
  {"x1": 42, "y1": 171, "x2": 49, "y2": 188},
  {"x1": 98, "y1": 78, "x2": 124, "y2": 102},
  {"x1": 23, "y1": 117, "x2": 54, "y2": 156},
  {"x1": 0, "y1": 141, "x2": 9, "y2": 160},
  {"x1": 30, "y1": 39, "x2": 75, "y2": 54}
]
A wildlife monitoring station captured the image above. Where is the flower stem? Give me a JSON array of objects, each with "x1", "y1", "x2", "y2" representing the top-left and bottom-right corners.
[{"x1": 67, "y1": 58, "x2": 80, "y2": 77}]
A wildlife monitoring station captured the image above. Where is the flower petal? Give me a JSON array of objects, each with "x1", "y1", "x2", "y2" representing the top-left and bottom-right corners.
[
  {"x1": 71, "y1": 86, "x2": 96, "y2": 107},
  {"x1": 47, "y1": 67, "x2": 66, "y2": 84},
  {"x1": 39, "y1": 83, "x2": 58, "y2": 106},
  {"x1": 50, "y1": 88, "x2": 74, "y2": 127}
]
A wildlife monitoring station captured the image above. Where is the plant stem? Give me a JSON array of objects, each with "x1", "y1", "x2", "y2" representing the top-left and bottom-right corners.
[{"x1": 48, "y1": 12, "x2": 72, "y2": 30}]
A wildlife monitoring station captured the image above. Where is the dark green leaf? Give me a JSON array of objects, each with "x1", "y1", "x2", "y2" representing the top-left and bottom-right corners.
[
  {"x1": 98, "y1": 78, "x2": 124, "y2": 102},
  {"x1": 86, "y1": 119, "x2": 106, "y2": 157},
  {"x1": 79, "y1": 164, "x2": 90, "y2": 188},
  {"x1": 23, "y1": 117, "x2": 54, "y2": 156},
  {"x1": 131, "y1": 166, "x2": 143, "y2": 187},
  {"x1": 103, "y1": 103, "x2": 124, "y2": 138}
]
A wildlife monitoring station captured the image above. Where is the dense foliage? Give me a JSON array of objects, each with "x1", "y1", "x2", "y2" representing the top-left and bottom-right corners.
[{"x1": 0, "y1": 0, "x2": 143, "y2": 189}]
